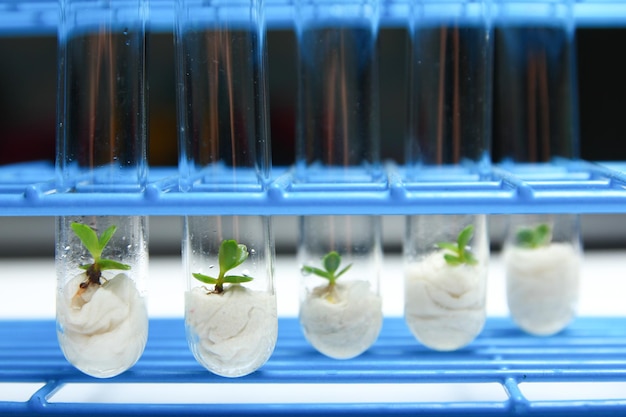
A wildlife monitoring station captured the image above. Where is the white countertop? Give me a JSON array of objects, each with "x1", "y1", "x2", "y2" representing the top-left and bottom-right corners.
[{"x1": 1, "y1": 251, "x2": 625, "y2": 319}]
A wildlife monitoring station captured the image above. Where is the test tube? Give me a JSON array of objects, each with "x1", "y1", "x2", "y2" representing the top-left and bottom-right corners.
[
  {"x1": 503, "y1": 214, "x2": 581, "y2": 336},
  {"x1": 404, "y1": 0, "x2": 493, "y2": 351},
  {"x1": 176, "y1": 0, "x2": 270, "y2": 192},
  {"x1": 298, "y1": 216, "x2": 383, "y2": 359},
  {"x1": 55, "y1": 0, "x2": 148, "y2": 378},
  {"x1": 55, "y1": 216, "x2": 148, "y2": 378},
  {"x1": 183, "y1": 216, "x2": 276, "y2": 377},
  {"x1": 495, "y1": 0, "x2": 581, "y2": 336},
  {"x1": 175, "y1": 0, "x2": 276, "y2": 377},
  {"x1": 295, "y1": 0, "x2": 380, "y2": 182},
  {"x1": 295, "y1": 0, "x2": 383, "y2": 359},
  {"x1": 404, "y1": 215, "x2": 489, "y2": 351}
]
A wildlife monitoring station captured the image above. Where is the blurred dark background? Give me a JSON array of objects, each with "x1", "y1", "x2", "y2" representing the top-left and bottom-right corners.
[{"x1": 1, "y1": 27, "x2": 625, "y2": 167}]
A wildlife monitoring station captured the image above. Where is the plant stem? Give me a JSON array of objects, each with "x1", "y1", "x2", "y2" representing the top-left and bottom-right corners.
[
  {"x1": 83, "y1": 264, "x2": 102, "y2": 287},
  {"x1": 214, "y1": 272, "x2": 225, "y2": 294}
]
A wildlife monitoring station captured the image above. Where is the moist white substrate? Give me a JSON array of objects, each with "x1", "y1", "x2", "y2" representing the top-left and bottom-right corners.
[
  {"x1": 185, "y1": 284, "x2": 277, "y2": 377},
  {"x1": 505, "y1": 242, "x2": 580, "y2": 336},
  {"x1": 57, "y1": 273, "x2": 148, "y2": 378},
  {"x1": 404, "y1": 252, "x2": 486, "y2": 351},
  {"x1": 299, "y1": 280, "x2": 382, "y2": 359}
]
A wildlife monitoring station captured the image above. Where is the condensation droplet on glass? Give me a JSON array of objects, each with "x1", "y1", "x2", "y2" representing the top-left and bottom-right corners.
[
  {"x1": 242, "y1": 269, "x2": 250, "y2": 276},
  {"x1": 250, "y1": 249, "x2": 256, "y2": 255},
  {"x1": 208, "y1": 265, "x2": 214, "y2": 269}
]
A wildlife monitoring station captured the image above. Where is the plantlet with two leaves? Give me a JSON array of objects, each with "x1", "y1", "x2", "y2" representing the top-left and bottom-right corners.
[
  {"x1": 436, "y1": 225, "x2": 478, "y2": 267},
  {"x1": 301, "y1": 251, "x2": 352, "y2": 302},
  {"x1": 302, "y1": 251, "x2": 352, "y2": 287},
  {"x1": 192, "y1": 239, "x2": 254, "y2": 294},
  {"x1": 515, "y1": 223, "x2": 551, "y2": 249},
  {"x1": 71, "y1": 222, "x2": 131, "y2": 292}
]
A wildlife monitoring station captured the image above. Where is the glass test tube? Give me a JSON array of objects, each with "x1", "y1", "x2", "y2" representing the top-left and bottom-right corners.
[
  {"x1": 503, "y1": 214, "x2": 581, "y2": 336},
  {"x1": 175, "y1": 0, "x2": 276, "y2": 377},
  {"x1": 176, "y1": 0, "x2": 270, "y2": 193},
  {"x1": 495, "y1": 0, "x2": 581, "y2": 336},
  {"x1": 404, "y1": 0, "x2": 493, "y2": 351},
  {"x1": 183, "y1": 216, "x2": 276, "y2": 377},
  {"x1": 296, "y1": 0, "x2": 383, "y2": 359},
  {"x1": 55, "y1": 0, "x2": 149, "y2": 378}
]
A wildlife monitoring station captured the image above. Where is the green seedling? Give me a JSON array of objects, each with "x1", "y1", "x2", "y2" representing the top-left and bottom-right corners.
[
  {"x1": 301, "y1": 251, "x2": 352, "y2": 287},
  {"x1": 192, "y1": 239, "x2": 253, "y2": 294},
  {"x1": 436, "y1": 225, "x2": 478, "y2": 267},
  {"x1": 71, "y1": 222, "x2": 131, "y2": 290},
  {"x1": 516, "y1": 223, "x2": 551, "y2": 249}
]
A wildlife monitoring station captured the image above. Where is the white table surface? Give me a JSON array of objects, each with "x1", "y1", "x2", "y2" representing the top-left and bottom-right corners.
[{"x1": 1, "y1": 251, "x2": 625, "y2": 319}]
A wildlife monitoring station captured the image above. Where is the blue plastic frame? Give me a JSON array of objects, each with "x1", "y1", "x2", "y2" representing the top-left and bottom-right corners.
[
  {"x1": 1, "y1": 0, "x2": 626, "y2": 36},
  {"x1": 1, "y1": 317, "x2": 626, "y2": 416},
  {"x1": 1, "y1": 160, "x2": 626, "y2": 216}
]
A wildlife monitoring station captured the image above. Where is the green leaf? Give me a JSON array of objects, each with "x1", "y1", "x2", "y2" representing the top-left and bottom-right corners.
[
  {"x1": 516, "y1": 228, "x2": 536, "y2": 247},
  {"x1": 436, "y1": 242, "x2": 459, "y2": 253},
  {"x1": 71, "y1": 222, "x2": 102, "y2": 259},
  {"x1": 516, "y1": 224, "x2": 551, "y2": 249},
  {"x1": 535, "y1": 224, "x2": 551, "y2": 246},
  {"x1": 192, "y1": 273, "x2": 218, "y2": 284},
  {"x1": 302, "y1": 265, "x2": 332, "y2": 280},
  {"x1": 303, "y1": 251, "x2": 351, "y2": 283},
  {"x1": 218, "y1": 240, "x2": 249, "y2": 273},
  {"x1": 98, "y1": 259, "x2": 131, "y2": 271},
  {"x1": 223, "y1": 275, "x2": 254, "y2": 284},
  {"x1": 98, "y1": 225, "x2": 117, "y2": 253},
  {"x1": 323, "y1": 251, "x2": 341, "y2": 274},
  {"x1": 457, "y1": 225, "x2": 474, "y2": 250},
  {"x1": 443, "y1": 254, "x2": 462, "y2": 266},
  {"x1": 464, "y1": 252, "x2": 478, "y2": 266},
  {"x1": 335, "y1": 263, "x2": 353, "y2": 280}
]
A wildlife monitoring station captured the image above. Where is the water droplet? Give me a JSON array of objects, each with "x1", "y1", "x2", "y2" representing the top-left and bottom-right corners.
[
  {"x1": 208, "y1": 265, "x2": 214, "y2": 269},
  {"x1": 242, "y1": 269, "x2": 250, "y2": 276},
  {"x1": 123, "y1": 28, "x2": 128, "y2": 36},
  {"x1": 250, "y1": 249, "x2": 256, "y2": 255}
]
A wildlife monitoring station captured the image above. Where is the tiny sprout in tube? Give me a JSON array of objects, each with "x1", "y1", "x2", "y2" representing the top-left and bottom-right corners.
[
  {"x1": 57, "y1": 220, "x2": 148, "y2": 378},
  {"x1": 185, "y1": 238, "x2": 276, "y2": 377},
  {"x1": 505, "y1": 221, "x2": 580, "y2": 335},
  {"x1": 299, "y1": 251, "x2": 382, "y2": 359},
  {"x1": 515, "y1": 223, "x2": 551, "y2": 249},
  {"x1": 192, "y1": 240, "x2": 254, "y2": 293},
  {"x1": 436, "y1": 225, "x2": 478, "y2": 266},
  {"x1": 71, "y1": 222, "x2": 131, "y2": 292},
  {"x1": 302, "y1": 251, "x2": 352, "y2": 287}
]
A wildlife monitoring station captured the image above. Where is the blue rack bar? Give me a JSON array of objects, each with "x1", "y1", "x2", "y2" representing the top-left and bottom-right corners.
[
  {"x1": 1, "y1": 161, "x2": 626, "y2": 216},
  {"x1": 1, "y1": 0, "x2": 626, "y2": 36},
  {"x1": 1, "y1": 317, "x2": 626, "y2": 416}
]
